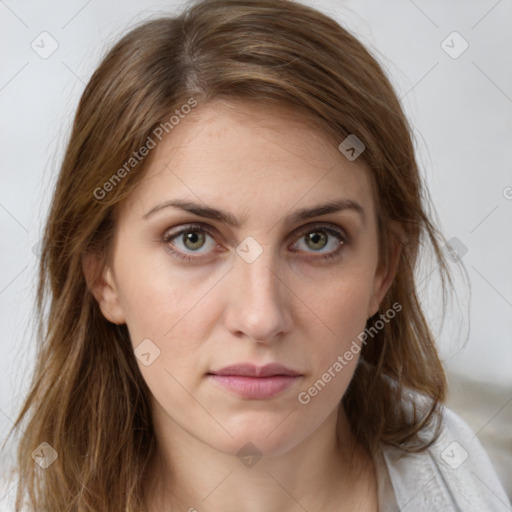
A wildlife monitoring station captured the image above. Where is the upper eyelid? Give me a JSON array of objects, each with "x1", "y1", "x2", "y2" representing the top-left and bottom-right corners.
[{"x1": 163, "y1": 221, "x2": 348, "y2": 245}]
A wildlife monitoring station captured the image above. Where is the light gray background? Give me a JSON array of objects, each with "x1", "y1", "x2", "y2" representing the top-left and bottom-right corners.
[{"x1": 1, "y1": 0, "x2": 511, "y2": 494}]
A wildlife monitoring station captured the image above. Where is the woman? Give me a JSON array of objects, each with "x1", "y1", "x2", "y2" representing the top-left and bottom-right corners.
[{"x1": 1, "y1": 0, "x2": 509, "y2": 510}]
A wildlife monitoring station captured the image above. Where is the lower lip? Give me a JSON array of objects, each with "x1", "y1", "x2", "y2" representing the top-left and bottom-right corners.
[{"x1": 207, "y1": 374, "x2": 301, "y2": 399}]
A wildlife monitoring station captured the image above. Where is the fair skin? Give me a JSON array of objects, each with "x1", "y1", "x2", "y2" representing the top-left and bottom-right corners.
[{"x1": 83, "y1": 99, "x2": 401, "y2": 512}]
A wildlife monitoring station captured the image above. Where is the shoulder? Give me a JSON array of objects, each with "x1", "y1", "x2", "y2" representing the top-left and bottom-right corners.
[
  {"x1": 379, "y1": 397, "x2": 511, "y2": 511},
  {"x1": 431, "y1": 405, "x2": 511, "y2": 508}
]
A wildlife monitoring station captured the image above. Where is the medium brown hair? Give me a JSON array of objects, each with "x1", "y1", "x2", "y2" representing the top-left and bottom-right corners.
[{"x1": 6, "y1": 0, "x2": 457, "y2": 510}]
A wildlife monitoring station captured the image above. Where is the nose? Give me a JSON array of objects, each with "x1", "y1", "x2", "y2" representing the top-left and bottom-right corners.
[{"x1": 223, "y1": 247, "x2": 294, "y2": 344}]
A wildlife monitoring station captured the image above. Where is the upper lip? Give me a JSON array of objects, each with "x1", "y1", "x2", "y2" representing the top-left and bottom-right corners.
[{"x1": 208, "y1": 363, "x2": 302, "y2": 377}]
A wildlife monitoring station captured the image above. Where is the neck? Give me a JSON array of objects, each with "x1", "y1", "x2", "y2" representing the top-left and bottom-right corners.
[{"x1": 142, "y1": 403, "x2": 377, "y2": 512}]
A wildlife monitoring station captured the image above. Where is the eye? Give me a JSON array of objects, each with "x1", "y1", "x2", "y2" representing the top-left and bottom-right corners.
[
  {"x1": 290, "y1": 224, "x2": 347, "y2": 262},
  {"x1": 162, "y1": 223, "x2": 220, "y2": 262},
  {"x1": 162, "y1": 222, "x2": 348, "y2": 263}
]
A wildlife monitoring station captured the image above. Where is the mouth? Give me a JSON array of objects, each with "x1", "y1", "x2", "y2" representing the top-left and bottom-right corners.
[{"x1": 207, "y1": 363, "x2": 303, "y2": 399}]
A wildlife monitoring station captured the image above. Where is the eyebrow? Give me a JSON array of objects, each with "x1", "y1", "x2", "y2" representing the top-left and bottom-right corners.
[{"x1": 143, "y1": 198, "x2": 366, "y2": 227}]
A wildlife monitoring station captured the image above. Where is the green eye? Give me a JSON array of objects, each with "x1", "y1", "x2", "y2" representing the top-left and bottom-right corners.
[{"x1": 162, "y1": 223, "x2": 347, "y2": 263}]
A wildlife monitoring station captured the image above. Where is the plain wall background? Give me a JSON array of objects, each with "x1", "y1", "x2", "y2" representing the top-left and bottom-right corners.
[{"x1": 1, "y1": 0, "x2": 511, "y2": 475}]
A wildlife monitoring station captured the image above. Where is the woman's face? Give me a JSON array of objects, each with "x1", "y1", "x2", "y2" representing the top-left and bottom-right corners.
[{"x1": 86, "y1": 99, "x2": 397, "y2": 458}]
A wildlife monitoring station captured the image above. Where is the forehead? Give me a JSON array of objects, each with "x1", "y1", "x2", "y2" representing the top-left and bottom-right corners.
[{"x1": 118, "y1": 99, "x2": 376, "y2": 225}]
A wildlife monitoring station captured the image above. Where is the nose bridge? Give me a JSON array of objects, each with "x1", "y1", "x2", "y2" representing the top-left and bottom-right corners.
[
  {"x1": 243, "y1": 248, "x2": 280, "y2": 303},
  {"x1": 225, "y1": 240, "x2": 292, "y2": 341}
]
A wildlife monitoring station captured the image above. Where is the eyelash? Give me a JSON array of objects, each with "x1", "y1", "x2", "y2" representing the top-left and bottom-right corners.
[{"x1": 162, "y1": 222, "x2": 348, "y2": 263}]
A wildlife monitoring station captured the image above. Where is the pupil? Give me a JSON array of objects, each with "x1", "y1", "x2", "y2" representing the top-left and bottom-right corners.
[
  {"x1": 185, "y1": 231, "x2": 204, "y2": 249},
  {"x1": 308, "y1": 231, "x2": 326, "y2": 250}
]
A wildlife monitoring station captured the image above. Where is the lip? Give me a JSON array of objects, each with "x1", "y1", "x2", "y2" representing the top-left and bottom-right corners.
[
  {"x1": 207, "y1": 363, "x2": 303, "y2": 399},
  {"x1": 209, "y1": 363, "x2": 302, "y2": 377}
]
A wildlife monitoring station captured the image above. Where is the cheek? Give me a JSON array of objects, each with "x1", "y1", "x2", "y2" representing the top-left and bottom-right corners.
[
  {"x1": 115, "y1": 255, "x2": 220, "y2": 386},
  {"x1": 115, "y1": 248, "x2": 211, "y2": 342},
  {"x1": 312, "y1": 272, "x2": 376, "y2": 341},
  {"x1": 300, "y1": 267, "x2": 376, "y2": 391}
]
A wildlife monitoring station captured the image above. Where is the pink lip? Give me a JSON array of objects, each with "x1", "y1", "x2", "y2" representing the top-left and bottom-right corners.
[
  {"x1": 210, "y1": 363, "x2": 302, "y2": 377},
  {"x1": 207, "y1": 363, "x2": 303, "y2": 399}
]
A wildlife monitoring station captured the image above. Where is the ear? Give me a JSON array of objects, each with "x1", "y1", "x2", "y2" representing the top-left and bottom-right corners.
[
  {"x1": 81, "y1": 250, "x2": 126, "y2": 325},
  {"x1": 367, "y1": 221, "x2": 403, "y2": 318}
]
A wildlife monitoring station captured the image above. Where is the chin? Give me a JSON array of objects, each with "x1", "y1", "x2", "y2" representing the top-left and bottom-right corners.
[{"x1": 204, "y1": 417, "x2": 309, "y2": 459}]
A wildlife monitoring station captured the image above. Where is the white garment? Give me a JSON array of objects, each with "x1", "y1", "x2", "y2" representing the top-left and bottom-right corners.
[
  {"x1": 0, "y1": 405, "x2": 510, "y2": 511},
  {"x1": 375, "y1": 405, "x2": 511, "y2": 511}
]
